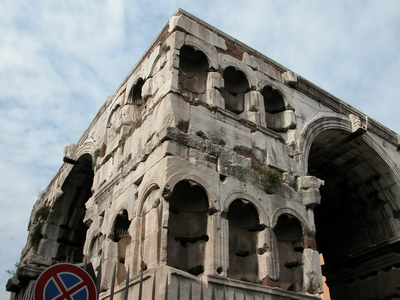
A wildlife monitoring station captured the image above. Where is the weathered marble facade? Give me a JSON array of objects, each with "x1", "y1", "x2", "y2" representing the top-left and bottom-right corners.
[{"x1": 7, "y1": 9, "x2": 400, "y2": 300}]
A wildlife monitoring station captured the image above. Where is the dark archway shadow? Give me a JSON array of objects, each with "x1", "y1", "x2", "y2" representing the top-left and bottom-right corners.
[
  {"x1": 45, "y1": 153, "x2": 94, "y2": 263},
  {"x1": 308, "y1": 129, "x2": 400, "y2": 300}
]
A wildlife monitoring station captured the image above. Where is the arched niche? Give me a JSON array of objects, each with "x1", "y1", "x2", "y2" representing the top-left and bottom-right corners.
[
  {"x1": 88, "y1": 233, "x2": 104, "y2": 259},
  {"x1": 262, "y1": 86, "x2": 295, "y2": 132},
  {"x1": 107, "y1": 104, "x2": 121, "y2": 129},
  {"x1": 178, "y1": 45, "x2": 209, "y2": 102},
  {"x1": 166, "y1": 180, "x2": 209, "y2": 275},
  {"x1": 110, "y1": 209, "x2": 131, "y2": 285},
  {"x1": 127, "y1": 78, "x2": 146, "y2": 121},
  {"x1": 221, "y1": 66, "x2": 249, "y2": 114},
  {"x1": 273, "y1": 214, "x2": 304, "y2": 292},
  {"x1": 46, "y1": 153, "x2": 94, "y2": 263},
  {"x1": 262, "y1": 86, "x2": 285, "y2": 114},
  {"x1": 138, "y1": 186, "x2": 162, "y2": 271},
  {"x1": 227, "y1": 199, "x2": 264, "y2": 282},
  {"x1": 128, "y1": 78, "x2": 145, "y2": 106},
  {"x1": 308, "y1": 128, "x2": 400, "y2": 299},
  {"x1": 106, "y1": 103, "x2": 122, "y2": 145}
]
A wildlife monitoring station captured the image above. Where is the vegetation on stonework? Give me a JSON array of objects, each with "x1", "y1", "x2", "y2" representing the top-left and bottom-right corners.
[
  {"x1": 34, "y1": 205, "x2": 51, "y2": 222},
  {"x1": 93, "y1": 148, "x2": 100, "y2": 169},
  {"x1": 30, "y1": 223, "x2": 43, "y2": 253},
  {"x1": 30, "y1": 205, "x2": 51, "y2": 253},
  {"x1": 5, "y1": 262, "x2": 18, "y2": 276},
  {"x1": 257, "y1": 166, "x2": 280, "y2": 190}
]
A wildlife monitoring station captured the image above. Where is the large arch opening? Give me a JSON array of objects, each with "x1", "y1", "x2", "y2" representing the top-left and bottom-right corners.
[
  {"x1": 308, "y1": 129, "x2": 400, "y2": 299},
  {"x1": 48, "y1": 153, "x2": 94, "y2": 263}
]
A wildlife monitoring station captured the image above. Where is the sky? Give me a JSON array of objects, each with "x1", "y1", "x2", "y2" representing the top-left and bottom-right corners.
[{"x1": 1, "y1": 0, "x2": 399, "y2": 297}]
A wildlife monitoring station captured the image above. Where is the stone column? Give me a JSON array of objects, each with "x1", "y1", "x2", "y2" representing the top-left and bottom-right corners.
[{"x1": 297, "y1": 176, "x2": 324, "y2": 294}]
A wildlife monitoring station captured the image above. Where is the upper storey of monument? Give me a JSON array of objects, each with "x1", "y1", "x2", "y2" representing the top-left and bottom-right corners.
[{"x1": 76, "y1": 8, "x2": 398, "y2": 154}]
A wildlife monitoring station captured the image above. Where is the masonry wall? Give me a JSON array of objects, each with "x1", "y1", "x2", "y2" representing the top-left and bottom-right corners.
[{"x1": 8, "y1": 10, "x2": 400, "y2": 300}]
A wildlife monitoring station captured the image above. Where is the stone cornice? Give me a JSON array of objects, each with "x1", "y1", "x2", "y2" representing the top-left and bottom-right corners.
[{"x1": 297, "y1": 76, "x2": 398, "y2": 146}]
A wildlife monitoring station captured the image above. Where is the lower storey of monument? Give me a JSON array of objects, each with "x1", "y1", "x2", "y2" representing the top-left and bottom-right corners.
[{"x1": 94, "y1": 265, "x2": 321, "y2": 300}]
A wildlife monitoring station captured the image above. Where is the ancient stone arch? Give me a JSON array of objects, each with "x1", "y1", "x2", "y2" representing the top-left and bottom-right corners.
[
  {"x1": 222, "y1": 191, "x2": 269, "y2": 227},
  {"x1": 273, "y1": 214, "x2": 305, "y2": 292},
  {"x1": 299, "y1": 113, "x2": 352, "y2": 173},
  {"x1": 226, "y1": 198, "x2": 263, "y2": 282},
  {"x1": 303, "y1": 118, "x2": 400, "y2": 299},
  {"x1": 8, "y1": 9, "x2": 400, "y2": 300},
  {"x1": 165, "y1": 170, "x2": 217, "y2": 209},
  {"x1": 166, "y1": 180, "x2": 210, "y2": 275},
  {"x1": 109, "y1": 209, "x2": 131, "y2": 285},
  {"x1": 42, "y1": 153, "x2": 94, "y2": 263},
  {"x1": 178, "y1": 45, "x2": 210, "y2": 101},
  {"x1": 271, "y1": 207, "x2": 312, "y2": 233},
  {"x1": 136, "y1": 184, "x2": 163, "y2": 272},
  {"x1": 74, "y1": 139, "x2": 96, "y2": 160}
]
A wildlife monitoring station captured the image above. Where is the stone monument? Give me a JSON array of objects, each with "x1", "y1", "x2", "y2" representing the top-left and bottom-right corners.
[{"x1": 7, "y1": 9, "x2": 400, "y2": 300}]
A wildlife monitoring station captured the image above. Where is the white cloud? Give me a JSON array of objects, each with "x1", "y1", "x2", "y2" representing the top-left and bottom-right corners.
[{"x1": 1, "y1": 1, "x2": 399, "y2": 298}]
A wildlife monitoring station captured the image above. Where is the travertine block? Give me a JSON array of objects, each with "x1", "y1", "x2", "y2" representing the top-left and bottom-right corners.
[
  {"x1": 266, "y1": 138, "x2": 290, "y2": 171},
  {"x1": 282, "y1": 71, "x2": 298, "y2": 87},
  {"x1": 297, "y1": 176, "x2": 324, "y2": 190},
  {"x1": 26, "y1": 255, "x2": 53, "y2": 267},
  {"x1": 243, "y1": 53, "x2": 283, "y2": 82},
  {"x1": 302, "y1": 249, "x2": 323, "y2": 294},
  {"x1": 142, "y1": 76, "x2": 159, "y2": 100},
  {"x1": 207, "y1": 71, "x2": 223, "y2": 90},
  {"x1": 206, "y1": 87, "x2": 224, "y2": 108},
  {"x1": 147, "y1": 45, "x2": 162, "y2": 76},
  {"x1": 143, "y1": 232, "x2": 158, "y2": 268},
  {"x1": 275, "y1": 110, "x2": 296, "y2": 131},
  {"x1": 63, "y1": 143, "x2": 77, "y2": 160},
  {"x1": 217, "y1": 151, "x2": 252, "y2": 181},
  {"x1": 241, "y1": 91, "x2": 265, "y2": 127},
  {"x1": 120, "y1": 104, "x2": 134, "y2": 126},
  {"x1": 189, "y1": 148, "x2": 217, "y2": 169},
  {"x1": 168, "y1": 15, "x2": 227, "y2": 50},
  {"x1": 300, "y1": 188, "x2": 321, "y2": 208},
  {"x1": 152, "y1": 93, "x2": 190, "y2": 132},
  {"x1": 189, "y1": 105, "x2": 252, "y2": 150}
]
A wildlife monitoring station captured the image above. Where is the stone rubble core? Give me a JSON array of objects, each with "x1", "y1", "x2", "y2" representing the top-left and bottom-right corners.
[{"x1": 7, "y1": 9, "x2": 400, "y2": 300}]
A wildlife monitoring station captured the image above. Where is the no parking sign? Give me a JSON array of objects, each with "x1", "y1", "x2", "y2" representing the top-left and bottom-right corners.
[{"x1": 34, "y1": 263, "x2": 97, "y2": 300}]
